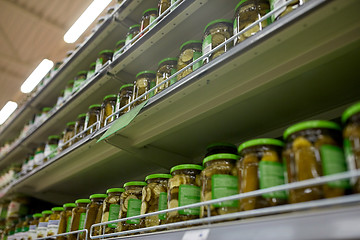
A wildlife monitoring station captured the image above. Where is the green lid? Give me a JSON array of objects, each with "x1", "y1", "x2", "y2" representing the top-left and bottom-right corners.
[
  {"x1": 63, "y1": 203, "x2": 76, "y2": 208},
  {"x1": 158, "y1": 58, "x2": 178, "y2": 66},
  {"x1": 203, "y1": 153, "x2": 239, "y2": 165},
  {"x1": 35, "y1": 150, "x2": 44, "y2": 154},
  {"x1": 124, "y1": 181, "x2": 147, "y2": 187},
  {"x1": 143, "y1": 8, "x2": 158, "y2": 16},
  {"x1": 67, "y1": 80, "x2": 74, "y2": 84},
  {"x1": 136, "y1": 71, "x2": 156, "y2": 78},
  {"x1": 106, "y1": 188, "x2": 125, "y2": 194},
  {"x1": 119, "y1": 84, "x2": 134, "y2": 91},
  {"x1": 42, "y1": 107, "x2": 51, "y2": 112},
  {"x1": 238, "y1": 138, "x2": 284, "y2": 153},
  {"x1": 32, "y1": 213, "x2": 42, "y2": 218},
  {"x1": 75, "y1": 199, "x2": 91, "y2": 204},
  {"x1": 77, "y1": 113, "x2": 87, "y2": 119},
  {"x1": 51, "y1": 207, "x2": 64, "y2": 212},
  {"x1": 48, "y1": 135, "x2": 60, "y2": 140},
  {"x1": 129, "y1": 24, "x2": 140, "y2": 30},
  {"x1": 206, "y1": 142, "x2": 237, "y2": 151},
  {"x1": 103, "y1": 94, "x2": 117, "y2": 101},
  {"x1": 99, "y1": 50, "x2": 114, "y2": 55},
  {"x1": 235, "y1": 0, "x2": 251, "y2": 12},
  {"x1": 89, "y1": 194, "x2": 107, "y2": 199},
  {"x1": 41, "y1": 210, "x2": 53, "y2": 215},
  {"x1": 77, "y1": 71, "x2": 88, "y2": 76},
  {"x1": 145, "y1": 174, "x2": 172, "y2": 181},
  {"x1": 89, "y1": 104, "x2": 101, "y2": 109},
  {"x1": 170, "y1": 164, "x2": 204, "y2": 174},
  {"x1": 66, "y1": 121, "x2": 76, "y2": 126},
  {"x1": 204, "y1": 19, "x2": 233, "y2": 33},
  {"x1": 116, "y1": 40, "x2": 126, "y2": 46},
  {"x1": 283, "y1": 120, "x2": 341, "y2": 140},
  {"x1": 180, "y1": 40, "x2": 202, "y2": 51},
  {"x1": 342, "y1": 102, "x2": 360, "y2": 123},
  {"x1": 89, "y1": 62, "x2": 96, "y2": 67}
]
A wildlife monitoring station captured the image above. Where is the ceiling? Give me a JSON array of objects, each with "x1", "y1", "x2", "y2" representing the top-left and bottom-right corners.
[{"x1": 0, "y1": 0, "x2": 114, "y2": 109}]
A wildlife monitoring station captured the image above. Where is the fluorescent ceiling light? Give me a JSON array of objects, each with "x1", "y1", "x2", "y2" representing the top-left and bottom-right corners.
[
  {"x1": 0, "y1": 101, "x2": 18, "y2": 125},
  {"x1": 64, "y1": 0, "x2": 112, "y2": 43},
  {"x1": 20, "y1": 59, "x2": 54, "y2": 93}
]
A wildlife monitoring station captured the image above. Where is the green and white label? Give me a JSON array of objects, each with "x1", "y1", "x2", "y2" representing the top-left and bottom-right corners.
[
  {"x1": 211, "y1": 174, "x2": 239, "y2": 207},
  {"x1": 259, "y1": 161, "x2": 287, "y2": 199},
  {"x1": 95, "y1": 58, "x2": 103, "y2": 72},
  {"x1": 66, "y1": 216, "x2": 72, "y2": 232},
  {"x1": 44, "y1": 144, "x2": 57, "y2": 159},
  {"x1": 178, "y1": 185, "x2": 201, "y2": 216},
  {"x1": 78, "y1": 213, "x2": 86, "y2": 230},
  {"x1": 124, "y1": 34, "x2": 133, "y2": 51},
  {"x1": 149, "y1": 16, "x2": 156, "y2": 30},
  {"x1": 73, "y1": 79, "x2": 85, "y2": 90},
  {"x1": 270, "y1": 0, "x2": 286, "y2": 21},
  {"x1": 158, "y1": 192, "x2": 167, "y2": 220},
  {"x1": 170, "y1": 68, "x2": 177, "y2": 85},
  {"x1": 202, "y1": 35, "x2": 212, "y2": 56},
  {"x1": 192, "y1": 51, "x2": 202, "y2": 71},
  {"x1": 126, "y1": 199, "x2": 141, "y2": 224},
  {"x1": 108, "y1": 204, "x2": 120, "y2": 228},
  {"x1": 320, "y1": 145, "x2": 350, "y2": 188},
  {"x1": 87, "y1": 70, "x2": 95, "y2": 79},
  {"x1": 233, "y1": 18, "x2": 237, "y2": 38}
]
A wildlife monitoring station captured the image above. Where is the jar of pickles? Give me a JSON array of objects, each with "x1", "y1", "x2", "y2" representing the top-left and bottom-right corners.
[
  {"x1": 158, "y1": 0, "x2": 171, "y2": 16},
  {"x1": 283, "y1": 120, "x2": 349, "y2": 203},
  {"x1": 44, "y1": 135, "x2": 60, "y2": 161},
  {"x1": 33, "y1": 143, "x2": 45, "y2": 169},
  {"x1": 167, "y1": 164, "x2": 203, "y2": 223},
  {"x1": 270, "y1": 0, "x2": 307, "y2": 21},
  {"x1": 95, "y1": 50, "x2": 114, "y2": 72},
  {"x1": 73, "y1": 71, "x2": 87, "y2": 91},
  {"x1": 177, "y1": 41, "x2": 202, "y2": 80},
  {"x1": 200, "y1": 154, "x2": 239, "y2": 217},
  {"x1": 116, "y1": 84, "x2": 133, "y2": 117},
  {"x1": 36, "y1": 210, "x2": 52, "y2": 238},
  {"x1": 74, "y1": 114, "x2": 86, "y2": 142},
  {"x1": 21, "y1": 215, "x2": 31, "y2": 240},
  {"x1": 87, "y1": 62, "x2": 96, "y2": 79},
  {"x1": 84, "y1": 104, "x2": 101, "y2": 135},
  {"x1": 69, "y1": 199, "x2": 90, "y2": 240},
  {"x1": 47, "y1": 207, "x2": 63, "y2": 236},
  {"x1": 342, "y1": 102, "x2": 360, "y2": 193},
  {"x1": 205, "y1": 142, "x2": 238, "y2": 157},
  {"x1": 62, "y1": 122, "x2": 76, "y2": 149},
  {"x1": 117, "y1": 181, "x2": 146, "y2": 232},
  {"x1": 40, "y1": 107, "x2": 51, "y2": 121},
  {"x1": 237, "y1": 139, "x2": 287, "y2": 211},
  {"x1": 101, "y1": 188, "x2": 124, "y2": 235},
  {"x1": 83, "y1": 194, "x2": 107, "y2": 238},
  {"x1": 57, "y1": 203, "x2": 76, "y2": 240},
  {"x1": 133, "y1": 71, "x2": 155, "y2": 107},
  {"x1": 124, "y1": 25, "x2": 140, "y2": 50},
  {"x1": 234, "y1": 0, "x2": 271, "y2": 45},
  {"x1": 202, "y1": 19, "x2": 233, "y2": 64},
  {"x1": 140, "y1": 8, "x2": 158, "y2": 35},
  {"x1": 141, "y1": 174, "x2": 171, "y2": 227},
  {"x1": 64, "y1": 80, "x2": 74, "y2": 99},
  {"x1": 155, "y1": 58, "x2": 177, "y2": 95},
  {"x1": 57, "y1": 90, "x2": 65, "y2": 107},
  {"x1": 100, "y1": 95, "x2": 117, "y2": 127},
  {"x1": 113, "y1": 40, "x2": 126, "y2": 59}
]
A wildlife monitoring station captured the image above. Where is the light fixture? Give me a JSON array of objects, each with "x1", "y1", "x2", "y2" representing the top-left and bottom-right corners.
[
  {"x1": 0, "y1": 101, "x2": 18, "y2": 125},
  {"x1": 20, "y1": 59, "x2": 54, "y2": 93},
  {"x1": 64, "y1": 0, "x2": 112, "y2": 43}
]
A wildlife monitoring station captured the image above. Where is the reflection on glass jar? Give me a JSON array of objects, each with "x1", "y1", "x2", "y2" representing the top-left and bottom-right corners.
[
  {"x1": 155, "y1": 58, "x2": 177, "y2": 95},
  {"x1": 84, "y1": 104, "x2": 101, "y2": 135},
  {"x1": 116, "y1": 84, "x2": 133, "y2": 117},
  {"x1": 133, "y1": 71, "x2": 155, "y2": 107},
  {"x1": 100, "y1": 188, "x2": 124, "y2": 235},
  {"x1": 177, "y1": 40, "x2": 202, "y2": 81},
  {"x1": 100, "y1": 95, "x2": 117, "y2": 127}
]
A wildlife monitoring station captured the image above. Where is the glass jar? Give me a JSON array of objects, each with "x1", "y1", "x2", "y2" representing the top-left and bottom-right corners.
[
  {"x1": 44, "y1": 135, "x2": 60, "y2": 161},
  {"x1": 116, "y1": 84, "x2": 133, "y2": 117},
  {"x1": 270, "y1": 0, "x2": 307, "y2": 21},
  {"x1": 41, "y1": 107, "x2": 51, "y2": 120},
  {"x1": 142, "y1": 174, "x2": 171, "y2": 227},
  {"x1": 283, "y1": 120, "x2": 349, "y2": 203},
  {"x1": 20, "y1": 215, "x2": 31, "y2": 240},
  {"x1": 202, "y1": 19, "x2": 233, "y2": 64},
  {"x1": 167, "y1": 164, "x2": 203, "y2": 223},
  {"x1": 82, "y1": 194, "x2": 107, "y2": 239},
  {"x1": 100, "y1": 95, "x2": 117, "y2": 127},
  {"x1": 238, "y1": 139, "x2": 287, "y2": 211},
  {"x1": 96, "y1": 50, "x2": 114, "y2": 72},
  {"x1": 28, "y1": 213, "x2": 41, "y2": 240},
  {"x1": 200, "y1": 154, "x2": 239, "y2": 217},
  {"x1": 57, "y1": 203, "x2": 76, "y2": 240},
  {"x1": 84, "y1": 104, "x2": 101, "y2": 135},
  {"x1": 64, "y1": 80, "x2": 74, "y2": 99},
  {"x1": 68, "y1": 199, "x2": 90, "y2": 240},
  {"x1": 36, "y1": 210, "x2": 52, "y2": 238},
  {"x1": 234, "y1": 0, "x2": 271, "y2": 45},
  {"x1": 62, "y1": 122, "x2": 76, "y2": 149},
  {"x1": 133, "y1": 71, "x2": 155, "y2": 107},
  {"x1": 74, "y1": 114, "x2": 86, "y2": 142},
  {"x1": 113, "y1": 40, "x2": 126, "y2": 59},
  {"x1": 100, "y1": 188, "x2": 124, "y2": 235},
  {"x1": 155, "y1": 58, "x2": 177, "y2": 95},
  {"x1": 205, "y1": 142, "x2": 238, "y2": 157},
  {"x1": 140, "y1": 8, "x2": 158, "y2": 35},
  {"x1": 33, "y1": 143, "x2": 45, "y2": 169},
  {"x1": 73, "y1": 71, "x2": 88, "y2": 91},
  {"x1": 57, "y1": 90, "x2": 65, "y2": 107},
  {"x1": 177, "y1": 41, "x2": 202, "y2": 80},
  {"x1": 87, "y1": 63, "x2": 96, "y2": 79},
  {"x1": 124, "y1": 25, "x2": 140, "y2": 50},
  {"x1": 27, "y1": 155, "x2": 34, "y2": 173},
  {"x1": 47, "y1": 207, "x2": 63, "y2": 236},
  {"x1": 342, "y1": 102, "x2": 360, "y2": 193},
  {"x1": 158, "y1": 0, "x2": 170, "y2": 16},
  {"x1": 117, "y1": 181, "x2": 146, "y2": 232}
]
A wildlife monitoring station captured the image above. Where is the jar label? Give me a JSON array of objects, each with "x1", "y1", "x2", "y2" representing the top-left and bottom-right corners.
[
  {"x1": 270, "y1": 0, "x2": 286, "y2": 22},
  {"x1": 211, "y1": 174, "x2": 239, "y2": 207},
  {"x1": 259, "y1": 161, "x2": 288, "y2": 199},
  {"x1": 126, "y1": 199, "x2": 141, "y2": 224},
  {"x1": 34, "y1": 152, "x2": 44, "y2": 166},
  {"x1": 320, "y1": 145, "x2": 350, "y2": 188},
  {"x1": 149, "y1": 15, "x2": 156, "y2": 30},
  {"x1": 78, "y1": 213, "x2": 86, "y2": 230},
  {"x1": 87, "y1": 70, "x2": 95, "y2": 80},
  {"x1": 149, "y1": 81, "x2": 156, "y2": 98},
  {"x1": 44, "y1": 144, "x2": 57, "y2": 159},
  {"x1": 21, "y1": 226, "x2": 29, "y2": 232},
  {"x1": 36, "y1": 222, "x2": 47, "y2": 238},
  {"x1": 158, "y1": 192, "x2": 167, "y2": 220},
  {"x1": 64, "y1": 87, "x2": 72, "y2": 99},
  {"x1": 192, "y1": 51, "x2": 202, "y2": 71},
  {"x1": 66, "y1": 216, "x2": 72, "y2": 232},
  {"x1": 108, "y1": 204, "x2": 120, "y2": 228},
  {"x1": 29, "y1": 225, "x2": 36, "y2": 231},
  {"x1": 233, "y1": 18, "x2": 237, "y2": 42},
  {"x1": 202, "y1": 35, "x2": 212, "y2": 58},
  {"x1": 95, "y1": 58, "x2": 103, "y2": 72},
  {"x1": 73, "y1": 79, "x2": 85, "y2": 91},
  {"x1": 124, "y1": 34, "x2": 133, "y2": 51},
  {"x1": 28, "y1": 228, "x2": 37, "y2": 240},
  {"x1": 178, "y1": 184, "x2": 201, "y2": 216},
  {"x1": 47, "y1": 220, "x2": 60, "y2": 236}
]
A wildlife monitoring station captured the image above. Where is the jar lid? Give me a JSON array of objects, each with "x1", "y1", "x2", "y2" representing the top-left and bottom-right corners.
[
  {"x1": 88, "y1": 104, "x2": 101, "y2": 109},
  {"x1": 143, "y1": 8, "x2": 158, "y2": 16},
  {"x1": 75, "y1": 199, "x2": 91, "y2": 204},
  {"x1": 106, "y1": 188, "x2": 125, "y2": 193},
  {"x1": 77, "y1": 113, "x2": 87, "y2": 119},
  {"x1": 32, "y1": 213, "x2": 42, "y2": 218},
  {"x1": 116, "y1": 39, "x2": 126, "y2": 46},
  {"x1": 283, "y1": 120, "x2": 341, "y2": 140},
  {"x1": 180, "y1": 40, "x2": 202, "y2": 51},
  {"x1": 103, "y1": 94, "x2": 117, "y2": 101},
  {"x1": 89, "y1": 62, "x2": 96, "y2": 67},
  {"x1": 63, "y1": 203, "x2": 76, "y2": 208},
  {"x1": 51, "y1": 207, "x2": 64, "y2": 212},
  {"x1": 119, "y1": 83, "x2": 134, "y2": 91},
  {"x1": 145, "y1": 174, "x2": 172, "y2": 181},
  {"x1": 235, "y1": 0, "x2": 252, "y2": 13},
  {"x1": 129, "y1": 24, "x2": 140, "y2": 30},
  {"x1": 206, "y1": 142, "x2": 237, "y2": 151},
  {"x1": 89, "y1": 194, "x2": 107, "y2": 199},
  {"x1": 99, "y1": 50, "x2": 114, "y2": 55},
  {"x1": 204, "y1": 19, "x2": 233, "y2": 33},
  {"x1": 41, "y1": 210, "x2": 53, "y2": 215},
  {"x1": 170, "y1": 164, "x2": 203, "y2": 173},
  {"x1": 67, "y1": 80, "x2": 74, "y2": 84},
  {"x1": 203, "y1": 153, "x2": 239, "y2": 165},
  {"x1": 42, "y1": 107, "x2": 51, "y2": 112},
  {"x1": 136, "y1": 71, "x2": 156, "y2": 78},
  {"x1": 158, "y1": 57, "x2": 178, "y2": 66},
  {"x1": 342, "y1": 102, "x2": 360, "y2": 123},
  {"x1": 48, "y1": 135, "x2": 60, "y2": 140},
  {"x1": 66, "y1": 121, "x2": 76, "y2": 126},
  {"x1": 123, "y1": 181, "x2": 147, "y2": 187},
  {"x1": 238, "y1": 138, "x2": 284, "y2": 153},
  {"x1": 77, "y1": 71, "x2": 88, "y2": 76}
]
